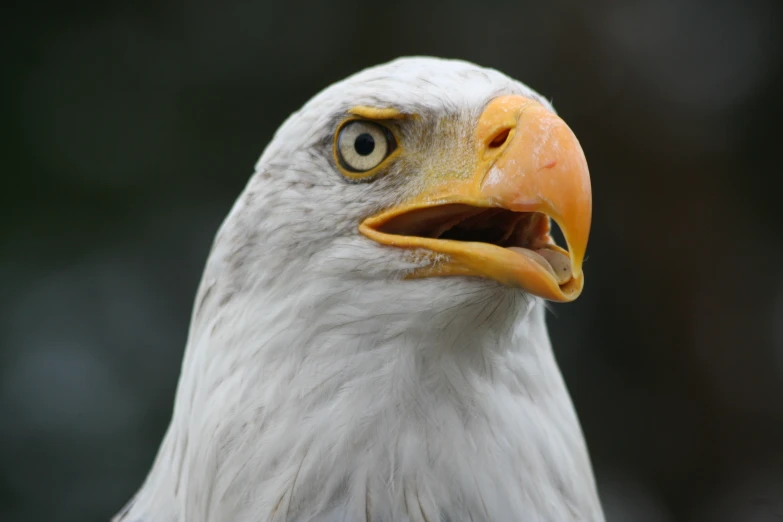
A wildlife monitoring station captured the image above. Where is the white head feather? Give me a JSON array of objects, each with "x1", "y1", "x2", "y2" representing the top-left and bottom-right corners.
[{"x1": 115, "y1": 57, "x2": 604, "y2": 522}]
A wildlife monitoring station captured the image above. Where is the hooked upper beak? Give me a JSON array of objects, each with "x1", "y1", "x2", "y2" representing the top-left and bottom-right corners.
[{"x1": 359, "y1": 95, "x2": 592, "y2": 302}]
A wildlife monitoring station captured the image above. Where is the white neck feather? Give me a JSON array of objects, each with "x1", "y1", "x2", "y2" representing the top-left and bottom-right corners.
[{"x1": 124, "y1": 245, "x2": 603, "y2": 522}]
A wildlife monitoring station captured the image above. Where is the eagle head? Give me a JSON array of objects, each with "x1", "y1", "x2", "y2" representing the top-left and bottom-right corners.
[
  {"x1": 216, "y1": 56, "x2": 590, "y2": 309},
  {"x1": 116, "y1": 57, "x2": 601, "y2": 522}
]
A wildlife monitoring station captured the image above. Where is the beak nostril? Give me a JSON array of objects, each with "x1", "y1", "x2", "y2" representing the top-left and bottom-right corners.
[{"x1": 488, "y1": 128, "x2": 511, "y2": 149}]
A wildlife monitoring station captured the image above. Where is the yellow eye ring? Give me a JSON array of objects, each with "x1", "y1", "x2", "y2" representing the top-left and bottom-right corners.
[{"x1": 333, "y1": 119, "x2": 400, "y2": 180}]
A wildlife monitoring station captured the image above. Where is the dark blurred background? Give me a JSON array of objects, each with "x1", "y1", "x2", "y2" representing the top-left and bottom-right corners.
[{"x1": 2, "y1": 1, "x2": 783, "y2": 521}]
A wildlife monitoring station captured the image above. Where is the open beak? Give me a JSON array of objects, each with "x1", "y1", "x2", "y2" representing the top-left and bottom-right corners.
[{"x1": 359, "y1": 95, "x2": 592, "y2": 302}]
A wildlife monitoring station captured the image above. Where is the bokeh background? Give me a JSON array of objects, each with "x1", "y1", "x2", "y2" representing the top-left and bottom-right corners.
[{"x1": 3, "y1": 1, "x2": 783, "y2": 520}]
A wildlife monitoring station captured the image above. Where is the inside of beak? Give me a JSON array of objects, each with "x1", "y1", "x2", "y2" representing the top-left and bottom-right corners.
[{"x1": 374, "y1": 204, "x2": 574, "y2": 285}]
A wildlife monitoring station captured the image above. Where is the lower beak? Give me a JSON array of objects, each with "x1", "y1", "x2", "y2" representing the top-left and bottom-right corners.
[{"x1": 359, "y1": 95, "x2": 592, "y2": 302}]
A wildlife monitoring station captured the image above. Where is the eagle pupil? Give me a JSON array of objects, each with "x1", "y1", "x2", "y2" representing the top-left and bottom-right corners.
[{"x1": 354, "y1": 133, "x2": 375, "y2": 156}]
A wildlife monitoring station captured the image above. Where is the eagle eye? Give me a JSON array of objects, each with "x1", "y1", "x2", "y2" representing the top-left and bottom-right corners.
[{"x1": 335, "y1": 120, "x2": 397, "y2": 177}]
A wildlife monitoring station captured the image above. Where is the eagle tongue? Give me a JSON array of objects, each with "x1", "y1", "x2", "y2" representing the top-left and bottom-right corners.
[{"x1": 507, "y1": 246, "x2": 572, "y2": 285}]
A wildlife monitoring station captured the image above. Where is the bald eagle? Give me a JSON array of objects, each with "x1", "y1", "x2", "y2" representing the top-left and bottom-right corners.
[{"x1": 114, "y1": 57, "x2": 603, "y2": 522}]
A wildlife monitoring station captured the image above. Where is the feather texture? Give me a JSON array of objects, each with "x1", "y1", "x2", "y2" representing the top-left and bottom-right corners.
[{"x1": 115, "y1": 57, "x2": 604, "y2": 522}]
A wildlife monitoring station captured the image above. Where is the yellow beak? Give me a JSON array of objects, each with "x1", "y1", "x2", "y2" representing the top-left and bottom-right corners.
[{"x1": 359, "y1": 95, "x2": 592, "y2": 302}]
